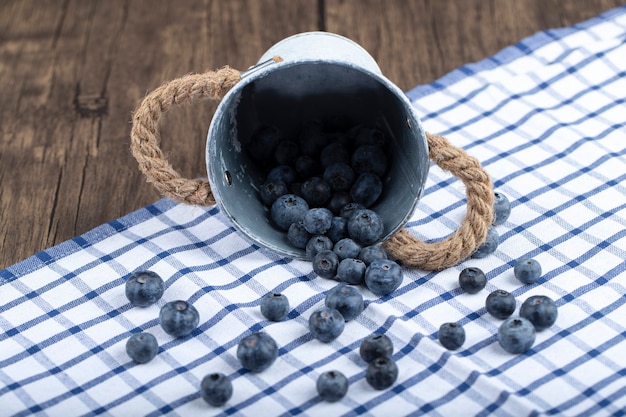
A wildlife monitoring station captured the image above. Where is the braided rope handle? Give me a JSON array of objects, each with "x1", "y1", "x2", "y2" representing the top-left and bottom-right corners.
[{"x1": 130, "y1": 67, "x2": 494, "y2": 270}]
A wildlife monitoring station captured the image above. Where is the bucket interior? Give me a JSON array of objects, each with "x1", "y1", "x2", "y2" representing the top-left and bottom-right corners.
[{"x1": 207, "y1": 61, "x2": 428, "y2": 259}]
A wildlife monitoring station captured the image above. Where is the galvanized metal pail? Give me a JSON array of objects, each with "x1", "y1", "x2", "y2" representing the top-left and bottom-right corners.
[{"x1": 206, "y1": 32, "x2": 429, "y2": 259}]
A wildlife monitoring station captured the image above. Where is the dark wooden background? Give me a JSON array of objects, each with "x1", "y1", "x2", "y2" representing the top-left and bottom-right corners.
[{"x1": 1, "y1": 0, "x2": 623, "y2": 269}]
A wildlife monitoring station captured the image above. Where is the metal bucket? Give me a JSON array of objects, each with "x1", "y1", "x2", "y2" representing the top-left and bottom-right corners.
[{"x1": 206, "y1": 32, "x2": 429, "y2": 259}]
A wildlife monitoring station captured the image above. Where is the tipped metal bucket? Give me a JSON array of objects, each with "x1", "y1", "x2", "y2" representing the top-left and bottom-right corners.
[{"x1": 206, "y1": 32, "x2": 429, "y2": 259}]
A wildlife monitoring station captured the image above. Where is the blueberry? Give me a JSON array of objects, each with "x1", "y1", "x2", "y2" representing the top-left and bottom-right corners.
[
  {"x1": 497, "y1": 317, "x2": 536, "y2": 354},
  {"x1": 200, "y1": 373, "x2": 233, "y2": 407},
  {"x1": 287, "y1": 221, "x2": 312, "y2": 249},
  {"x1": 336, "y1": 258, "x2": 367, "y2": 285},
  {"x1": 354, "y1": 126, "x2": 386, "y2": 147},
  {"x1": 312, "y1": 250, "x2": 339, "y2": 279},
  {"x1": 267, "y1": 165, "x2": 297, "y2": 186},
  {"x1": 438, "y1": 322, "x2": 466, "y2": 350},
  {"x1": 325, "y1": 283, "x2": 364, "y2": 321},
  {"x1": 326, "y1": 216, "x2": 348, "y2": 243},
  {"x1": 248, "y1": 125, "x2": 281, "y2": 165},
  {"x1": 309, "y1": 307, "x2": 345, "y2": 343},
  {"x1": 493, "y1": 191, "x2": 511, "y2": 225},
  {"x1": 485, "y1": 289, "x2": 516, "y2": 319},
  {"x1": 323, "y1": 162, "x2": 355, "y2": 192},
  {"x1": 159, "y1": 300, "x2": 199, "y2": 338},
  {"x1": 519, "y1": 295, "x2": 558, "y2": 331},
  {"x1": 298, "y1": 120, "x2": 328, "y2": 156},
  {"x1": 270, "y1": 194, "x2": 309, "y2": 231},
  {"x1": 471, "y1": 227, "x2": 499, "y2": 259},
  {"x1": 351, "y1": 145, "x2": 388, "y2": 177},
  {"x1": 303, "y1": 208, "x2": 334, "y2": 235},
  {"x1": 295, "y1": 155, "x2": 321, "y2": 179},
  {"x1": 259, "y1": 180, "x2": 288, "y2": 207},
  {"x1": 260, "y1": 293, "x2": 290, "y2": 322},
  {"x1": 125, "y1": 270, "x2": 165, "y2": 307},
  {"x1": 366, "y1": 356, "x2": 398, "y2": 390},
  {"x1": 458, "y1": 267, "x2": 487, "y2": 294},
  {"x1": 364, "y1": 259, "x2": 403, "y2": 296},
  {"x1": 320, "y1": 143, "x2": 351, "y2": 170},
  {"x1": 126, "y1": 332, "x2": 158, "y2": 363},
  {"x1": 237, "y1": 332, "x2": 278, "y2": 372},
  {"x1": 316, "y1": 370, "x2": 349, "y2": 402},
  {"x1": 359, "y1": 333, "x2": 394, "y2": 363},
  {"x1": 305, "y1": 235, "x2": 334, "y2": 259},
  {"x1": 358, "y1": 244, "x2": 388, "y2": 265},
  {"x1": 350, "y1": 173, "x2": 383, "y2": 208},
  {"x1": 274, "y1": 140, "x2": 300, "y2": 166},
  {"x1": 339, "y1": 202, "x2": 365, "y2": 220},
  {"x1": 301, "y1": 176, "x2": 332, "y2": 207},
  {"x1": 327, "y1": 191, "x2": 352, "y2": 215},
  {"x1": 514, "y1": 258, "x2": 542, "y2": 284},
  {"x1": 333, "y1": 238, "x2": 361, "y2": 260},
  {"x1": 347, "y1": 209, "x2": 384, "y2": 246}
]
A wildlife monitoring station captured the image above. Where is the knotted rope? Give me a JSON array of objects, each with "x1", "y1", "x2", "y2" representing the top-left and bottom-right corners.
[{"x1": 130, "y1": 65, "x2": 494, "y2": 271}]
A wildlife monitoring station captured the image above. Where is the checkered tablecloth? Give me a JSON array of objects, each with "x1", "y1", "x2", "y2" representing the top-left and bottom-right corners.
[{"x1": 2, "y1": 6, "x2": 626, "y2": 416}]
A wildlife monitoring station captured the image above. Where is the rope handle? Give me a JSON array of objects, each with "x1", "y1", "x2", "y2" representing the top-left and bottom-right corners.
[{"x1": 130, "y1": 67, "x2": 494, "y2": 271}]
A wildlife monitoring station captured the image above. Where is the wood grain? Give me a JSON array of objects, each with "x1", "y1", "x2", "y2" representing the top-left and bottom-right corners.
[{"x1": 0, "y1": 0, "x2": 622, "y2": 268}]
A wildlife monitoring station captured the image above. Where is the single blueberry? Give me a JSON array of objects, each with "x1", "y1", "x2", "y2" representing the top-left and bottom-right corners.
[
  {"x1": 125, "y1": 270, "x2": 165, "y2": 307},
  {"x1": 493, "y1": 191, "x2": 512, "y2": 226},
  {"x1": 359, "y1": 333, "x2": 394, "y2": 363},
  {"x1": 364, "y1": 259, "x2": 403, "y2": 296},
  {"x1": 303, "y1": 208, "x2": 334, "y2": 235},
  {"x1": 498, "y1": 317, "x2": 536, "y2": 354},
  {"x1": 320, "y1": 143, "x2": 351, "y2": 170},
  {"x1": 353, "y1": 126, "x2": 386, "y2": 148},
  {"x1": 247, "y1": 125, "x2": 281, "y2": 165},
  {"x1": 333, "y1": 238, "x2": 361, "y2": 260},
  {"x1": 458, "y1": 267, "x2": 487, "y2": 294},
  {"x1": 471, "y1": 227, "x2": 499, "y2": 259},
  {"x1": 339, "y1": 202, "x2": 365, "y2": 220},
  {"x1": 126, "y1": 332, "x2": 158, "y2": 364},
  {"x1": 200, "y1": 373, "x2": 233, "y2": 407},
  {"x1": 305, "y1": 235, "x2": 334, "y2": 259},
  {"x1": 438, "y1": 322, "x2": 466, "y2": 350},
  {"x1": 323, "y1": 162, "x2": 355, "y2": 192},
  {"x1": 260, "y1": 293, "x2": 290, "y2": 322},
  {"x1": 259, "y1": 180, "x2": 288, "y2": 207},
  {"x1": 485, "y1": 289, "x2": 516, "y2": 319},
  {"x1": 325, "y1": 283, "x2": 364, "y2": 321},
  {"x1": 295, "y1": 155, "x2": 321, "y2": 179},
  {"x1": 287, "y1": 221, "x2": 312, "y2": 249},
  {"x1": 274, "y1": 140, "x2": 300, "y2": 166},
  {"x1": 327, "y1": 191, "x2": 352, "y2": 215},
  {"x1": 298, "y1": 120, "x2": 328, "y2": 156},
  {"x1": 350, "y1": 173, "x2": 383, "y2": 208},
  {"x1": 270, "y1": 194, "x2": 309, "y2": 231},
  {"x1": 309, "y1": 307, "x2": 345, "y2": 343},
  {"x1": 347, "y1": 209, "x2": 384, "y2": 246},
  {"x1": 316, "y1": 370, "x2": 349, "y2": 402},
  {"x1": 301, "y1": 176, "x2": 332, "y2": 207},
  {"x1": 326, "y1": 216, "x2": 348, "y2": 243},
  {"x1": 358, "y1": 244, "x2": 388, "y2": 265},
  {"x1": 514, "y1": 258, "x2": 542, "y2": 284},
  {"x1": 519, "y1": 295, "x2": 558, "y2": 331},
  {"x1": 337, "y1": 258, "x2": 367, "y2": 285},
  {"x1": 159, "y1": 300, "x2": 200, "y2": 338},
  {"x1": 312, "y1": 250, "x2": 339, "y2": 279},
  {"x1": 366, "y1": 356, "x2": 398, "y2": 390},
  {"x1": 266, "y1": 165, "x2": 297, "y2": 185},
  {"x1": 237, "y1": 332, "x2": 278, "y2": 373},
  {"x1": 351, "y1": 144, "x2": 388, "y2": 177}
]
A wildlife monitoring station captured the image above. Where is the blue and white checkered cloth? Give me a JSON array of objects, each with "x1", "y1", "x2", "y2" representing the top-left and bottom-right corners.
[{"x1": 2, "y1": 6, "x2": 626, "y2": 416}]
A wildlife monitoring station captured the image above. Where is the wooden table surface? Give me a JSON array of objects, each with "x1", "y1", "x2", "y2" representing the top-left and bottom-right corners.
[{"x1": 1, "y1": 0, "x2": 623, "y2": 269}]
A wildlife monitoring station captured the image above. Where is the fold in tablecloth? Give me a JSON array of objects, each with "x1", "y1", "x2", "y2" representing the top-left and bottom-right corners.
[{"x1": 2, "y1": 6, "x2": 626, "y2": 416}]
